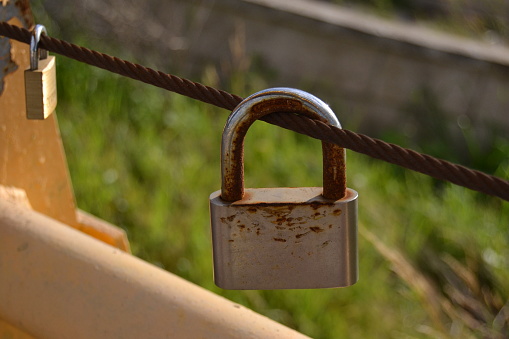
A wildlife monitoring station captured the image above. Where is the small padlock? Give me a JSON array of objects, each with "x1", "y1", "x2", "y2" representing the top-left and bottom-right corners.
[
  {"x1": 209, "y1": 88, "x2": 358, "y2": 290},
  {"x1": 24, "y1": 24, "x2": 57, "y2": 120}
]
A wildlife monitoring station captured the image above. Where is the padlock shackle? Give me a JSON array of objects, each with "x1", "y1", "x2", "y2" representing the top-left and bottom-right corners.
[
  {"x1": 221, "y1": 88, "x2": 346, "y2": 202},
  {"x1": 30, "y1": 24, "x2": 48, "y2": 71}
]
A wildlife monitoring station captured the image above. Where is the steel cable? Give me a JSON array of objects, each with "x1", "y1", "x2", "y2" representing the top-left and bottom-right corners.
[{"x1": 1, "y1": 22, "x2": 508, "y2": 201}]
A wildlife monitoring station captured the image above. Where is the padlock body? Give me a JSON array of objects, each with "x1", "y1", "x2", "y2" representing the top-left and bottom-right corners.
[
  {"x1": 209, "y1": 187, "x2": 358, "y2": 290},
  {"x1": 24, "y1": 55, "x2": 57, "y2": 119}
]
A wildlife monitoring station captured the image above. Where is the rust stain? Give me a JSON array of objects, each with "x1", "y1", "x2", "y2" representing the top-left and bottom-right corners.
[
  {"x1": 251, "y1": 98, "x2": 304, "y2": 115},
  {"x1": 296, "y1": 231, "x2": 311, "y2": 239},
  {"x1": 275, "y1": 216, "x2": 286, "y2": 225},
  {"x1": 273, "y1": 238, "x2": 287, "y2": 242},
  {"x1": 333, "y1": 209, "x2": 342, "y2": 216},
  {"x1": 237, "y1": 224, "x2": 246, "y2": 230},
  {"x1": 228, "y1": 239, "x2": 234, "y2": 242},
  {"x1": 321, "y1": 240, "x2": 330, "y2": 248},
  {"x1": 227, "y1": 215, "x2": 235, "y2": 222},
  {"x1": 309, "y1": 203, "x2": 322, "y2": 210},
  {"x1": 237, "y1": 203, "x2": 298, "y2": 209},
  {"x1": 340, "y1": 188, "x2": 357, "y2": 200},
  {"x1": 309, "y1": 226, "x2": 324, "y2": 233},
  {"x1": 256, "y1": 228, "x2": 261, "y2": 235},
  {"x1": 322, "y1": 143, "x2": 346, "y2": 200},
  {"x1": 309, "y1": 201, "x2": 334, "y2": 210},
  {"x1": 312, "y1": 211, "x2": 325, "y2": 220},
  {"x1": 329, "y1": 224, "x2": 333, "y2": 229}
]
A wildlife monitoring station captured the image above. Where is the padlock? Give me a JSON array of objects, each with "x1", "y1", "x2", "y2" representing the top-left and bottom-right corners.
[
  {"x1": 24, "y1": 24, "x2": 57, "y2": 120},
  {"x1": 209, "y1": 88, "x2": 358, "y2": 290}
]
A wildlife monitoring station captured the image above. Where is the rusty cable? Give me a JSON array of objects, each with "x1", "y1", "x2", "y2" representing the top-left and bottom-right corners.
[
  {"x1": 0, "y1": 22, "x2": 242, "y2": 110},
  {"x1": 1, "y1": 21, "x2": 508, "y2": 201},
  {"x1": 262, "y1": 113, "x2": 509, "y2": 201}
]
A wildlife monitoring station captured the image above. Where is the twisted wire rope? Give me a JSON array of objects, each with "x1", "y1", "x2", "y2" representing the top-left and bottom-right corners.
[{"x1": 1, "y1": 22, "x2": 508, "y2": 201}]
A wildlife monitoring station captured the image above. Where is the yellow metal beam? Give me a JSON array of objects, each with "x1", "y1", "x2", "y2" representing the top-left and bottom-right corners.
[
  {"x1": 0, "y1": 318, "x2": 35, "y2": 339},
  {"x1": 0, "y1": 197, "x2": 308, "y2": 338},
  {"x1": 0, "y1": 11, "x2": 129, "y2": 251},
  {"x1": 0, "y1": 17, "x2": 77, "y2": 226}
]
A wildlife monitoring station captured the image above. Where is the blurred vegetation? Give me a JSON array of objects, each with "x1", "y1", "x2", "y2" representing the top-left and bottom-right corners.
[{"x1": 31, "y1": 1, "x2": 509, "y2": 338}]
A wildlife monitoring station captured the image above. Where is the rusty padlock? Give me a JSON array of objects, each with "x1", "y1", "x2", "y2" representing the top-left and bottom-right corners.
[
  {"x1": 209, "y1": 88, "x2": 358, "y2": 290},
  {"x1": 24, "y1": 24, "x2": 57, "y2": 120}
]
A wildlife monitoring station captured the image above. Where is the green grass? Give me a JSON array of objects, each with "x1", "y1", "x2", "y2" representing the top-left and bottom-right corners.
[{"x1": 54, "y1": 50, "x2": 509, "y2": 338}]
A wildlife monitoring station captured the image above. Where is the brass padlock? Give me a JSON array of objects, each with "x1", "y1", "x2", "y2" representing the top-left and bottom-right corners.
[
  {"x1": 209, "y1": 88, "x2": 358, "y2": 290},
  {"x1": 24, "y1": 24, "x2": 57, "y2": 120}
]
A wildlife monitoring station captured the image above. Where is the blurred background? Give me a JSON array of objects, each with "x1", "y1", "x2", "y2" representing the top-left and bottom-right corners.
[{"x1": 29, "y1": 0, "x2": 509, "y2": 337}]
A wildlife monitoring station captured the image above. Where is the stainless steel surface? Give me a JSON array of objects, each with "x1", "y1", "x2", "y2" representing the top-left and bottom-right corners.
[
  {"x1": 30, "y1": 24, "x2": 47, "y2": 70},
  {"x1": 210, "y1": 187, "x2": 358, "y2": 290}
]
